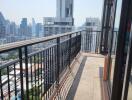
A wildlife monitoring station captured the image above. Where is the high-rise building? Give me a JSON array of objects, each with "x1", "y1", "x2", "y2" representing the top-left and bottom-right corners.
[
  {"x1": 20, "y1": 18, "x2": 28, "y2": 38},
  {"x1": 44, "y1": 0, "x2": 74, "y2": 36},
  {"x1": 56, "y1": 0, "x2": 74, "y2": 25},
  {"x1": 0, "y1": 12, "x2": 6, "y2": 39},
  {"x1": 10, "y1": 22, "x2": 17, "y2": 36},
  {"x1": 32, "y1": 18, "x2": 36, "y2": 37},
  {"x1": 36, "y1": 23, "x2": 43, "y2": 37},
  {"x1": 57, "y1": 0, "x2": 73, "y2": 19},
  {"x1": 5, "y1": 20, "x2": 11, "y2": 36}
]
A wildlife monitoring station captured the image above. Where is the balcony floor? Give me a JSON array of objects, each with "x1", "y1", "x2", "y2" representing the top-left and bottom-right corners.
[{"x1": 66, "y1": 53, "x2": 105, "y2": 100}]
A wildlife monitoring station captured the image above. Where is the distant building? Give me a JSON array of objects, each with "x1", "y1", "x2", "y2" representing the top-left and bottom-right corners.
[
  {"x1": 44, "y1": 18, "x2": 73, "y2": 36},
  {"x1": 81, "y1": 18, "x2": 101, "y2": 30},
  {"x1": 20, "y1": 18, "x2": 28, "y2": 38},
  {"x1": 10, "y1": 22, "x2": 17, "y2": 36},
  {"x1": 32, "y1": 18, "x2": 36, "y2": 37},
  {"x1": 44, "y1": 0, "x2": 74, "y2": 36},
  {"x1": 81, "y1": 18, "x2": 101, "y2": 53},
  {"x1": 36, "y1": 23, "x2": 43, "y2": 37},
  {"x1": 0, "y1": 12, "x2": 6, "y2": 39},
  {"x1": 4, "y1": 21, "x2": 17, "y2": 43},
  {"x1": 5, "y1": 20, "x2": 11, "y2": 36}
]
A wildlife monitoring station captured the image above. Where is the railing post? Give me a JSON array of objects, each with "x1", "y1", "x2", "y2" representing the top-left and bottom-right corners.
[
  {"x1": 80, "y1": 31, "x2": 82, "y2": 51},
  {"x1": 76, "y1": 32, "x2": 78, "y2": 54},
  {"x1": 56, "y1": 37, "x2": 60, "y2": 87},
  {"x1": 18, "y1": 48, "x2": 24, "y2": 100},
  {"x1": 24, "y1": 46, "x2": 29, "y2": 100},
  {"x1": 0, "y1": 69, "x2": 3, "y2": 100},
  {"x1": 69, "y1": 34, "x2": 72, "y2": 66},
  {"x1": 95, "y1": 31, "x2": 99, "y2": 53}
]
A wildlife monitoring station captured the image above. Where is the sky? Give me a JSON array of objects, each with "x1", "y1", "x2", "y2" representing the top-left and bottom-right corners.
[{"x1": 0, "y1": 0, "x2": 122, "y2": 27}]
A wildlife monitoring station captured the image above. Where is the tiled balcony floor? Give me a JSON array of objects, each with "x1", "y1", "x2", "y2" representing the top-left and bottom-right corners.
[{"x1": 66, "y1": 53, "x2": 105, "y2": 100}]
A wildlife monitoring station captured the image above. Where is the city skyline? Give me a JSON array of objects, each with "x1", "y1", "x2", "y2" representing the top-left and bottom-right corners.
[
  {"x1": 0, "y1": 0, "x2": 104, "y2": 26},
  {"x1": 0, "y1": 0, "x2": 122, "y2": 27}
]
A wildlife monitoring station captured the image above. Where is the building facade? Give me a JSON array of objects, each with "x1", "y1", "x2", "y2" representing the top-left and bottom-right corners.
[
  {"x1": 19, "y1": 18, "x2": 32, "y2": 39},
  {"x1": 32, "y1": 18, "x2": 36, "y2": 37},
  {"x1": 44, "y1": 0, "x2": 74, "y2": 36},
  {"x1": 0, "y1": 12, "x2": 6, "y2": 39}
]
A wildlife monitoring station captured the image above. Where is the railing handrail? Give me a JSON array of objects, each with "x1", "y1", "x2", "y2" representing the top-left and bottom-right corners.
[
  {"x1": 0, "y1": 30, "x2": 84, "y2": 53},
  {"x1": 0, "y1": 30, "x2": 117, "y2": 53}
]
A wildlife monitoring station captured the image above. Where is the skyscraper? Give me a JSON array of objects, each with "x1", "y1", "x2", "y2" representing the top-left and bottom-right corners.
[
  {"x1": 10, "y1": 22, "x2": 17, "y2": 35},
  {"x1": 20, "y1": 18, "x2": 28, "y2": 38},
  {"x1": 44, "y1": 0, "x2": 74, "y2": 36},
  {"x1": 57, "y1": 0, "x2": 73, "y2": 18},
  {"x1": 0, "y1": 12, "x2": 6, "y2": 38},
  {"x1": 56, "y1": 0, "x2": 74, "y2": 25},
  {"x1": 32, "y1": 18, "x2": 36, "y2": 37},
  {"x1": 36, "y1": 23, "x2": 43, "y2": 37}
]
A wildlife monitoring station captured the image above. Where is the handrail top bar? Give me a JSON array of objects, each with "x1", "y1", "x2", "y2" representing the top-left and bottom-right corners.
[
  {"x1": 0, "y1": 30, "x2": 86, "y2": 53},
  {"x1": 0, "y1": 29, "x2": 118, "y2": 53}
]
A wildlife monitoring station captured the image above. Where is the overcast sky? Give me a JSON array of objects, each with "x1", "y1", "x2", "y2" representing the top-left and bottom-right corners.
[{"x1": 0, "y1": 0, "x2": 122, "y2": 27}]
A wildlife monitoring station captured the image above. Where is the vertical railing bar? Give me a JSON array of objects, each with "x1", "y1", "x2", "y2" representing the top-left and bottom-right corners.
[
  {"x1": 86, "y1": 30, "x2": 87, "y2": 52},
  {"x1": 24, "y1": 46, "x2": 29, "y2": 100},
  {"x1": 95, "y1": 31, "x2": 98, "y2": 53},
  {"x1": 40, "y1": 51, "x2": 43, "y2": 100},
  {"x1": 0, "y1": 69, "x2": 4, "y2": 100},
  {"x1": 56, "y1": 37, "x2": 60, "y2": 93},
  {"x1": 30, "y1": 56, "x2": 33, "y2": 100},
  {"x1": 50, "y1": 47, "x2": 52, "y2": 94},
  {"x1": 34, "y1": 54, "x2": 37, "y2": 100},
  {"x1": 52, "y1": 47, "x2": 54, "y2": 90},
  {"x1": 43, "y1": 50, "x2": 46, "y2": 99},
  {"x1": 63, "y1": 42, "x2": 67, "y2": 70},
  {"x1": 13, "y1": 63, "x2": 17, "y2": 100},
  {"x1": 45, "y1": 49, "x2": 48, "y2": 100},
  {"x1": 7, "y1": 66, "x2": 11, "y2": 99},
  {"x1": 62, "y1": 42, "x2": 63, "y2": 72},
  {"x1": 55, "y1": 45, "x2": 57, "y2": 91},
  {"x1": 37, "y1": 53, "x2": 40, "y2": 100},
  {"x1": 80, "y1": 31, "x2": 82, "y2": 51},
  {"x1": 48, "y1": 48, "x2": 50, "y2": 96},
  {"x1": 52, "y1": 47, "x2": 55, "y2": 90},
  {"x1": 50, "y1": 47, "x2": 53, "y2": 93},
  {"x1": 84, "y1": 31, "x2": 86, "y2": 52},
  {"x1": 76, "y1": 32, "x2": 78, "y2": 55},
  {"x1": 47, "y1": 48, "x2": 49, "y2": 99},
  {"x1": 90, "y1": 30, "x2": 92, "y2": 52},
  {"x1": 47, "y1": 48, "x2": 50, "y2": 98},
  {"x1": 18, "y1": 48, "x2": 24, "y2": 100},
  {"x1": 49, "y1": 47, "x2": 51, "y2": 96},
  {"x1": 69, "y1": 34, "x2": 71, "y2": 66},
  {"x1": 50, "y1": 47, "x2": 52, "y2": 95}
]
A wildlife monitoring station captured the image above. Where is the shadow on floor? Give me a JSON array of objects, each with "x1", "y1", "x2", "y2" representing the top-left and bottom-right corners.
[
  {"x1": 99, "y1": 67, "x2": 104, "y2": 100},
  {"x1": 66, "y1": 56, "x2": 87, "y2": 100}
]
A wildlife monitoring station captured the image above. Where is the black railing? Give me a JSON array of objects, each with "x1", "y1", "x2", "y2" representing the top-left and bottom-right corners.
[
  {"x1": 0, "y1": 29, "x2": 118, "y2": 100},
  {"x1": 81, "y1": 30, "x2": 101, "y2": 53},
  {"x1": 81, "y1": 30, "x2": 118, "y2": 54},
  {"x1": 0, "y1": 31, "x2": 81, "y2": 100}
]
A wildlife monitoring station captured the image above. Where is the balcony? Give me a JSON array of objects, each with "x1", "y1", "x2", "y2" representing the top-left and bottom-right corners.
[
  {"x1": 0, "y1": 30, "x2": 117, "y2": 100},
  {"x1": 60, "y1": 53, "x2": 105, "y2": 100}
]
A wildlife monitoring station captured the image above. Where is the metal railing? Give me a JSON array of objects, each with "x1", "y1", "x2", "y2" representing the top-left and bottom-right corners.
[
  {"x1": 81, "y1": 30, "x2": 101, "y2": 53},
  {"x1": 0, "y1": 29, "x2": 118, "y2": 100},
  {"x1": 0, "y1": 30, "x2": 82, "y2": 100},
  {"x1": 81, "y1": 30, "x2": 118, "y2": 54}
]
